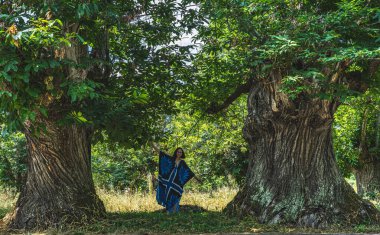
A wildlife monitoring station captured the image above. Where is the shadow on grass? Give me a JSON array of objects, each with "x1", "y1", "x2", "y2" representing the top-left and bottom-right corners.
[
  {"x1": 3, "y1": 206, "x2": 380, "y2": 234},
  {"x1": 0, "y1": 205, "x2": 260, "y2": 234},
  {"x1": 82, "y1": 205, "x2": 260, "y2": 234},
  {"x1": 77, "y1": 207, "x2": 380, "y2": 235}
]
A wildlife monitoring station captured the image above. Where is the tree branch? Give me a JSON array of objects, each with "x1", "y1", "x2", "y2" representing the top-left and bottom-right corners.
[{"x1": 206, "y1": 79, "x2": 254, "y2": 114}]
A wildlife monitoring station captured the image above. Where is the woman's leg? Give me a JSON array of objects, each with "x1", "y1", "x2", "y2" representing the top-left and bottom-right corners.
[{"x1": 166, "y1": 195, "x2": 181, "y2": 213}]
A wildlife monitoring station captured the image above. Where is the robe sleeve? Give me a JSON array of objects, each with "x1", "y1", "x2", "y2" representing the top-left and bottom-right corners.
[
  {"x1": 176, "y1": 160, "x2": 195, "y2": 187},
  {"x1": 158, "y1": 151, "x2": 174, "y2": 178}
]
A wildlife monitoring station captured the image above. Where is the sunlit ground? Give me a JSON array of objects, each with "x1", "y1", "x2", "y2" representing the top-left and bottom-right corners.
[
  {"x1": 0, "y1": 181, "x2": 379, "y2": 234},
  {"x1": 99, "y1": 187, "x2": 237, "y2": 213}
]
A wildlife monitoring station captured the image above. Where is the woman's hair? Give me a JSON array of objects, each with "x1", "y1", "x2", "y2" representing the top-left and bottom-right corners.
[{"x1": 173, "y1": 147, "x2": 185, "y2": 159}]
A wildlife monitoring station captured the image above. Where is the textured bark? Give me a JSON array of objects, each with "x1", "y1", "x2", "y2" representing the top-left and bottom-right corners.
[
  {"x1": 4, "y1": 18, "x2": 110, "y2": 229},
  {"x1": 6, "y1": 120, "x2": 105, "y2": 229},
  {"x1": 355, "y1": 159, "x2": 380, "y2": 197},
  {"x1": 355, "y1": 109, "x2": 380, "y2": 196},
  {"x1": 226, "y1": 72, "x2": 380, "y2": 228}
]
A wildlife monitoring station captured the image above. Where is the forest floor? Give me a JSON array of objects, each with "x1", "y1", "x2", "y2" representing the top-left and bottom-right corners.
[{"x1": 0, "y1": 186, "x2": 380, "y2": 234}]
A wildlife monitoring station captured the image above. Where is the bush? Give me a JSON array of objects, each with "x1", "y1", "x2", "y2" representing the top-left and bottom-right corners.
[{"x1": 0, "y1": 131, "x2": 27, "y2": 190}]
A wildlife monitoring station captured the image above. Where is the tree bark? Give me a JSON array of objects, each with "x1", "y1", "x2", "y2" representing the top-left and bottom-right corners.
[
  {"x1": 225, "y1": 73, "x2": 380, "y2": 228},
  {"x1": 355, "y1": 109, "x2": 380, "y2": 196},
  {"x1": 355, "y1": 159, "x2": 380, "y2": 197},
  {"x1": 6, "y1": 120, "x2": 105, "y2": 229},
  {"x1": 4, "y1": 19, "x2": 110, "y2": 229}
]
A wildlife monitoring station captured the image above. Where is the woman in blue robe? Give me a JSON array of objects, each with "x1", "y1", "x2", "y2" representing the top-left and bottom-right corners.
[{"x1": 152, "y1": 144, "x2": 200, "y2": 213}]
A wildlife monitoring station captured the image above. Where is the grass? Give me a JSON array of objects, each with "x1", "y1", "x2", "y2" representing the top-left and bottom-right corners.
[
  {"x1": 1, "y1": 187, "x2": 380, "y2": 234},
  {"x1": 0, "y1": 189, "x2": 17, "y2": 219},
  {"x1": 99, "y1": 187, "x2": 236, "y2": 212}
]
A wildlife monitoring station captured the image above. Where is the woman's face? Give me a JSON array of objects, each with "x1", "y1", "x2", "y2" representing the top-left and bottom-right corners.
[{"x1": 176, "y1": 149, "x2": 183, "y2": 158}]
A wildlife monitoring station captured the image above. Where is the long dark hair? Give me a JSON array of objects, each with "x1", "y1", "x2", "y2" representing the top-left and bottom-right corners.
[{"x1": 173, "y1": 147, "x2": 185, "y2": 159}]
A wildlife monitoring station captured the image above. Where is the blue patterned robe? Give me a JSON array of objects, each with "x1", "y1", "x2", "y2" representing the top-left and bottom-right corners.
[{"x1": 156, "y1": 151, "x2": 194, "y2": 212}]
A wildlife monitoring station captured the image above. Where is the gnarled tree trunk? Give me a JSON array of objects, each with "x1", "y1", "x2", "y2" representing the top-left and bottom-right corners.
[
  {"x1": 6, "y1": 120, "x2": 105, "y2": 229},
  {"x1": 5, "y1": 20, "x2": 110, "y2": 229},
  {"x1": 226, "y1": 74, "x2": 380, "y2": 228},
  {"x1": 355, "y1": 109, "x2": 380, "y2": 196}
]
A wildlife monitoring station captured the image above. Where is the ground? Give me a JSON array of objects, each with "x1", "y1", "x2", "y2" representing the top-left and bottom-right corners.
[{"x1": 0, "y1": 181, "x2": 380, "y2": 234}]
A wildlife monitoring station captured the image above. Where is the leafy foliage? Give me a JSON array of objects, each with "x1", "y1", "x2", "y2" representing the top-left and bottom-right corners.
[
  {"x1": 0, "y1": 129, "x2": 27, "y2": 190},
  {"x1": 152, "y1": 97, "x2": 248, "y2": 190},
  {"x1": 192, "y1": 0, "x2": 380, "y2": 108},
  {"x1": 334, "y1": 88, "x2": 380, "y2": 177},
  {"x1": 0, "y1": 0, "x2": 197, "y2": 147},
  {"x1": 90, "y1": 97, "x2": 248, "y2": 192},
  {"x1": 334, "y1": 104, "x2": 361, "y2": 176},
  {"x1": 92, "y1": 139, "x2": 155, "y2": 191}
]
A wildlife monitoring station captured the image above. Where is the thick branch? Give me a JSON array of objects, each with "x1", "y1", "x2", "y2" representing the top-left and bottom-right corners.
[{"x1": 206, "y1": 80, "x2": 253, "y2": 114}]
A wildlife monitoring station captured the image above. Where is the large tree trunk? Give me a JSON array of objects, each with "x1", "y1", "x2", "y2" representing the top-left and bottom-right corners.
[
  {"x1": 226, "y1": 75, "x2": 380, "y2": 228},
  {"x1": 2, "y1": 12, "x2": 110, "y2": 230},
  {"x1": 6, "y1": 120, "x2": 105, "y2": 229},
  {"x1": 355, "y1": 109, "x2": 380, "y2": 196}
]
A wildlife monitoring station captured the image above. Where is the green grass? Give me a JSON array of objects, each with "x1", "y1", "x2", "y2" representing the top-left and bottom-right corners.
[
  {"x1": 79, "y1": 211, "x2": 259, "y2": 234},
  {"x1": 42, "y1": 211, "x2": 380, "y2": 234},
  {"x1": 2, "y1": 187, "x2": 380, "y2": 234}
]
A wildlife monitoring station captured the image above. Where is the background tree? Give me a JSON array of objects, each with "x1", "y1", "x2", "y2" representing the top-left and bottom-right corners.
[
  {"x1": 192, "y1": 0, "x2": 380, "y2": 227},
  {"x1": 162, "y1": 98, "x2": 249, "y2": 190},
  {"x1": 91, "y1": 98, "x2": 249, "y2": 193},
  {"x1": 0, "y1": 0, "x2": 195, "y2": 229},
  {"x1": 334, "y1": 89, "x2": 380, "y2": 197},
  {"x1": 92, "y1": 139, "x2": 156, "y2": 192},
  {"x1": 0, "y1": 129, "x2": 27, "y2": 191}
]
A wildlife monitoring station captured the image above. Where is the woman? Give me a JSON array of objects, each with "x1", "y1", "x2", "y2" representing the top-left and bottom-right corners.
[{"x1": 151, "y1": 143, "x2": 201, "y2": 213}]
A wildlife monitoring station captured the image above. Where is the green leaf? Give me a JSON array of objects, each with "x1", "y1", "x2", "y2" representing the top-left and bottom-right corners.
[
  {"x1": 25, "y1": 64, "x2": 33, "y2": 72},
  {"x1": 71, "y1": 93, "x2": 77, "y2": 102},
  {"x1": 20, "y1": 73, "x2": 29, "y2": 83},
  {"x1": 76, "y1": 34, "x2": 87, "y2": 44},
  {"x1": 29, "y1": 111, "x2": 36, "y2": 121},
  {"x1": 0, "y1": 14, "x2": 9, "y2": 20},
  {"x1": 39, "y1": 107, "x2": 48, "y2": 118},
  {"x1": 0, "y1": 71, "x2": 11, "y2": 82},
  {"x1": 4, "y1": 61, "x2": 18, "y2": 73},
  {"x1": 25, "y1": 87, "x2": 40, "y2": 98}
]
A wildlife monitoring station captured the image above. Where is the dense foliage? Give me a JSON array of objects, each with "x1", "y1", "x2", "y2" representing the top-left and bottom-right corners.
[
  {"x1": 0, "y1": 130, "x2": 26, "y2": 190},
  {"x1": 334, "y1": 88, "x2": 380, "y2": 177},
  {"x1": 1, "y1": 93, "x2": 378, "y2": 193},
  {"x1": 91, "y1": 97, "x2": 248, "y2": 192},
  {"x1": 161, "y1": 98, "x2": 248, "y2": 190},
  {"x1": 191, "y1": 0, "x2": 380, "y2": 109},
  {"x1": 0, "y1": 0, "x2": 379, "y2": 230},
  {"x1": 0, "y1": 0, "x2": 196, "y2": 145},
  {"x1": 91, "y1": 140, "x2": 155, "y2": 191}
]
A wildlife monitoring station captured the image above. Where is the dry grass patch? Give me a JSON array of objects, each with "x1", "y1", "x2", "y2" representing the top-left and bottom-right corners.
[
  {"x1": 0, "y1": 189, "x2": 17, "y2": 217},
  {"x1": 97, "y1": 187, "x2": 237, "y2": 212}
]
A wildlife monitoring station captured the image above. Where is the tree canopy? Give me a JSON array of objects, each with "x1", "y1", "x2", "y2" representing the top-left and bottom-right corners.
[
  {"x1": 192, "y1": 0, "x2": 380, "y2": 111},
  {"x1": 0, "y1": 0, "x2": 197, "y2": 145},
  {"x1": 0, "y1": 0, "x2": 380, "y2": 230}
]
